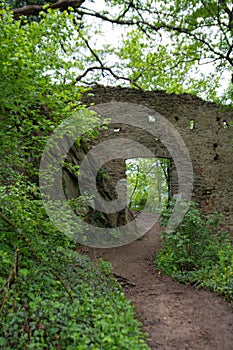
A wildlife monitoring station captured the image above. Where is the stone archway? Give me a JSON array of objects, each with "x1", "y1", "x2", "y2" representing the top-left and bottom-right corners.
[{"x1": 63, "y1": 85, "x2": 233, "y2": 234}]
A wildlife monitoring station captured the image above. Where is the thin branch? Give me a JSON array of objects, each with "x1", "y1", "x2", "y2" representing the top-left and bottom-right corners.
[
  {"x1": 77, "y1": 8, "x2": 136, "y2": 25},
  {"x1": 221, "y1": 1, "x2": 233, "y2": 29},
  {"x1": 116, "y1": 1, "x2": 134, "y2": 21},
  {"x1": 59, "y1": 40, "x2": 67, "y2": 54},
  {"x1": 77, "y1": 8, "x2": 233, "y2": 68},
  {"x1": 74, "y1": 65, "x2": 144, "y2": 91},
  {"x1": 213, "y1": 0, "x2": 231, "y2": 48},
  {"x1": 81, "y1": 35, "x2": 144, "y2": 85},
  {"x1": 82, "y1": 37, "x2": 105, "y2": 68}
]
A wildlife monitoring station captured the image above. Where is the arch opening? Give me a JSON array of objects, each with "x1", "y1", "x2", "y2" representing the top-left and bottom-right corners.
[{"x1": 125, "y1": 157, "x2": 170, "y2": 215}]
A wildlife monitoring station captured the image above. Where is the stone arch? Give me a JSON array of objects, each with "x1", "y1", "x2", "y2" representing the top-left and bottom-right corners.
[{"x1": 79, "y1": 86, "x2": 233, "y2": 233}]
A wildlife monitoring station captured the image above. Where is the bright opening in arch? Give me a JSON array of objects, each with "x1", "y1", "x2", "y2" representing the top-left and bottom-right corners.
[{"x1": 125, "y1": 157, "x2": 170, "y2": 214}]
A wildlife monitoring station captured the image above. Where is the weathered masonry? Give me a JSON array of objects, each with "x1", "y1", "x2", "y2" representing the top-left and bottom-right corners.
[{"x1": 81, "y1": 85, "x2": 233, "y2": 232}]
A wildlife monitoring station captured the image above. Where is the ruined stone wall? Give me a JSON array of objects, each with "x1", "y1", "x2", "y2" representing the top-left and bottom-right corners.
[{"x1": 82, "y1": 86, "x2": 233, "y2": 232}]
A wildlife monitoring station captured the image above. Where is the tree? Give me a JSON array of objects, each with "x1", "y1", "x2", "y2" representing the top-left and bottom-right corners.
[
  {"x1": 113, "y1": 0, "x2": 233, "y2": 101},
  {"x1": 3, "y1": 0, "x2": 233, "y2": 102},
  {"x1": 0, "y1": 5, "x2": 135, "y2": 237},
  {"x1": 0, "y1": 7, "x2": 148, "y2": 348},
  {"x1": 126, "y1": 158, "x2": 170, "y2": 213},
  {"x1": 0, "y1": 7, "x2": 101, "y2": 270}
]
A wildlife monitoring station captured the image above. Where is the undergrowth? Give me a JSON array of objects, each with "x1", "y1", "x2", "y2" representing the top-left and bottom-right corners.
[
  {"x1": 0, "y1": 184, "x2": 149, "y2": 350},
  {"x1": 155, "y1": 201, "x2": 233, "y2": 301}
]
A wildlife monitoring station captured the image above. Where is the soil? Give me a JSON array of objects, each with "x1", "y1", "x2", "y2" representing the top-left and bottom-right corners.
[{"x1": 77, "y1": 214, "x2": 233, "y2": 350}]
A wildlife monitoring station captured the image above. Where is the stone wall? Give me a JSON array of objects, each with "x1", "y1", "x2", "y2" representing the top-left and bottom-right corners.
[{"x1": 82, "y1": 85, "x2": 233, "y2": 232}]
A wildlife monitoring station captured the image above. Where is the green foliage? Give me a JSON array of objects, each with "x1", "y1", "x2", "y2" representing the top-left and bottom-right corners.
[
  {"x1": 104, "y1": 0, "x2": 232, "y2": 101},
  {"x1": 0, "y1": 175, "x2": 149, "y2": 348},
  {"x1": 1, "y1": 2, "x2": 231, "y2": 347},
  {"x1": 0, "y1": 9, "x2": 149, "y2": 349},
  {"x1": 0, "y1": 229, "x2": 149, "y2": 349},
  {"x1": 2, "y1": 1, "x2": 233, "y2": 102},
  {"x1": 156, "y1": 201, "x2": 233, "y2": 301},
  {"x1": 0, "y1": 8, "x2": 95, "y2": 182},
  {"x1": 126, "y1": 158, "x2": 169, "y2": 213},
  {"x1": 116, "y1": 28, "x2": 221, "y2": 100}
]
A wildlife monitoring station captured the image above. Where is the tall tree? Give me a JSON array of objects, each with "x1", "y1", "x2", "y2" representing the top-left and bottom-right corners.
[
  {"x1": 3, "y1": 0, "x2": 233, "y2": 101},
  {"x1": 0, "y1": 4, "x2": 134, "y2": 238}
]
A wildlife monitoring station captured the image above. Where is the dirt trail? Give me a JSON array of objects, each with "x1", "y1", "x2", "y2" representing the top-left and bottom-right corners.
[{"x1": 78, "y1": 218, "x2": 233, "y2": 350}]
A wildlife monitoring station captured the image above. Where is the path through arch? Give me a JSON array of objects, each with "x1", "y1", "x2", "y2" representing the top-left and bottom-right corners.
[{"x1": 78, "y1": 216, "x2": 233, "y2": 350}]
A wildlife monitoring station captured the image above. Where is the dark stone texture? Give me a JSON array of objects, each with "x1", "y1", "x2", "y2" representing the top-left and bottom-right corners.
[{"x1": 78, "y1": 86, "x2": 233, "y2": 233}]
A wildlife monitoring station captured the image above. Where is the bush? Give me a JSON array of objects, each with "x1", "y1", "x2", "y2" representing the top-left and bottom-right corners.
[
  {"x1": 0, "y1": 248, "x2": 149, "y2": 349},
  {"x1": 0, "y1": 184, "x2": 149, "y2": 349},
  {"x1": 156, "y1": 201, "x2": 233, "y2": 301},
  {"x1": 0, "y1": 234, "x2": 150, "y2": 349}
]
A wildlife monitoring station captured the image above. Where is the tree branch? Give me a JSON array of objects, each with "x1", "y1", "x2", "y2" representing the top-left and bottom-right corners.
[
  {"x1": 116, "y1": 1, "x2": 134, "y2": 21},
  {"x1": 75, "y1": 65, "x2": 144, "y2": 91},
  {"x1": 77, "y1": 7, "x2": 136, "y2": 25},
  {"x1": 11, "y1": 0, "x2": 85, "y2": 19},
  {"x1": 77, "y1": 7, "x2": 233, "y2": 68},
  {"x1": 82, "y1": 36, "x2": 105, "y2": 68}
]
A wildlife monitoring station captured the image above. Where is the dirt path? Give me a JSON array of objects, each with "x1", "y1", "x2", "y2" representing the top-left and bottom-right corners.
[{"x1": 78, "y1": 218, "x2": 233, "y2": 350}]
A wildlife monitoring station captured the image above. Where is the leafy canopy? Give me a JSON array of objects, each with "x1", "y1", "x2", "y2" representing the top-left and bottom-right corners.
[{"x1": 3, "y1": 0, "x2": 233, "y2": 102}]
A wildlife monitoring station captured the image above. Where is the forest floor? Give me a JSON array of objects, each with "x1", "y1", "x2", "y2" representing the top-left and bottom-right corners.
[{"x1": 77, "y1": 214, "x2": 233, "y2": 350}]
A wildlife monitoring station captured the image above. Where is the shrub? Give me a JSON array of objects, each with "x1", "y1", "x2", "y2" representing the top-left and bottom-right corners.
[
  {"x1": 0, "y1": 183, "x2": 149, "y2": 349},
  {"x1": 156, "y1": 201, "x2": 233, "y2": 301}
]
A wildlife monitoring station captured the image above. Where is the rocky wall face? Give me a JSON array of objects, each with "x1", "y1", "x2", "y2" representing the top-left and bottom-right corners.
[{"x1": 82, "y1": 86, "x2": 233, "y2": 233}]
